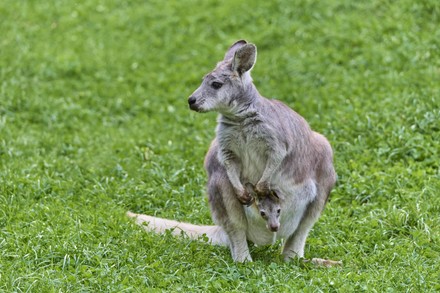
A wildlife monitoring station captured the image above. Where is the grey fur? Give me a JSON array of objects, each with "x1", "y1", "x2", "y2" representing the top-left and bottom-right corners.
[
  {"x1": 128, "y1": 40, "x2": 336, "y2": 263},
  {"x1": 189, "y1": 40, "x2": 336, "y2": 262}
]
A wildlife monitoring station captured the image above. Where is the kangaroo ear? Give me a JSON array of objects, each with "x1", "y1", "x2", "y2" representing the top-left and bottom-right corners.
[
  {"x1": 244, "y1": 182, "x2": 257, "y2": 196},
  {"x1": 270, "y1": 189, "x2": 283, "y2": 202},
  {"x1": 224, "y1": 40, "x2": 248, "y2": 61},
  {"x1": 232, "y1": 44, "x2": 257, "y2": 75}
]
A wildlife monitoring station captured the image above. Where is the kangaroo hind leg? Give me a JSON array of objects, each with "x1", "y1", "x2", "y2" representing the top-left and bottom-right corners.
[
  {"x1": 207, "y1": 172, "x2": 252, "y2": 262},
  {"x1": 282, "y1": 182, "x2": 326, "y2": 261}
]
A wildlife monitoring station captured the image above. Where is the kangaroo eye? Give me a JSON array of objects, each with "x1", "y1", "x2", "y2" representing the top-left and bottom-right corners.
[
  {"x1": 277, "y1": 209, "x2": 281, "y2": 214},
  {"x1": 260, "y1": 211, "x2": 266, "y2": 217},
  {"x1": 211, "y1": 82, "x2": 223, "y2": 89}
]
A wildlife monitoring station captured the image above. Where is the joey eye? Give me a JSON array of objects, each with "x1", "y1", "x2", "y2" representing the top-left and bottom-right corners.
[
  {"x1": 277, "y1": 209, "x2": 281, "y2": 215},
  {"x1": 260, "y1": 211, "x2": 266, "y2": 217},
  {"x1": 211, "y1": 81, "x2": 223, "y2": 89}
]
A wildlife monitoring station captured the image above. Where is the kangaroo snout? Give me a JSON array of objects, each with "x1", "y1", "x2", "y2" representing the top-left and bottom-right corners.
[
  {"x1": 188, "y1": 96, "x2": 196, "y2": 105},
  {"x1": 188, "y1": 96, "x2": 199, "y2": 111},
  {"x1": 268, "y1": 223, "x2": 279, "y2": 232}
]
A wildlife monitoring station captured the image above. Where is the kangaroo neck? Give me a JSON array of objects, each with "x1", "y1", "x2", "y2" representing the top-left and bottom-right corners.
[{"x1": 218, "y1": 83, "x2": 263, "y2": 123}]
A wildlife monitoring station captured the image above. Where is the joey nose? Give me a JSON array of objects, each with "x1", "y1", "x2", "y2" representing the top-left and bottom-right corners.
[{"x1": 269, "y1": 224, "x2": 279, "y2": 232}]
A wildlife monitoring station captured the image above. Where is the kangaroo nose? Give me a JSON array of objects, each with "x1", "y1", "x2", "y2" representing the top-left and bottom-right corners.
[
  {"x1": 269, "y1": 224, "x2": 279, "y2": 232},
  {"x1": 188, "y1": 96, "x2": 197, "y2": 105}
]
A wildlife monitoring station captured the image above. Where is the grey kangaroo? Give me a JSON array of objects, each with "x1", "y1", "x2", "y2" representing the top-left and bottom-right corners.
[{"x1": 128, "y1": 40, "x2": 336, "y2": 262}]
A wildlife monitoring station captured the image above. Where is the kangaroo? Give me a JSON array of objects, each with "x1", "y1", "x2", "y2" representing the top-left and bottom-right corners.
[
  {"x1": 128, "y1": 40, "x2": 336, "y2": 263},
  {"x1": 244, "y1": 182, "x2": 282, "y2": 233}
]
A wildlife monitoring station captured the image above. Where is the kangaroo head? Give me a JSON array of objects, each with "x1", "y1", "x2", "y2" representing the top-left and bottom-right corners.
[
  {"x1": 244, "y1": 183, "x2": 282, "y2": 232},
  {"x1": 188, "y1": 40, "x2": 257, "y2": 115},
  {"x1": 256, "y1": 190, "x2": 282, "y2": 232}
]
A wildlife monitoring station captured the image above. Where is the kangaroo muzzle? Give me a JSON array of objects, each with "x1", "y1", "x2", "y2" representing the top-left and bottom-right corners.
[
  {"x1": 188, "y1": 96, "x2": 199, "y2": 111},
  {"x1": 268, "y1": 222, "x2": 280, "y2": 232}
]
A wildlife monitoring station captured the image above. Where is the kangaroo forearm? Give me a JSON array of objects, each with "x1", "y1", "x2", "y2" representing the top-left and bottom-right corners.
[
  {"x1": 218, "y1": 149, "x2": 244, "y2": 193},
  {"x1": 257, "y1": 150, "x2": 286, "y2": 189},
  {"x1": 225, "y1": 162, "x2": 244, "y2": 193}
]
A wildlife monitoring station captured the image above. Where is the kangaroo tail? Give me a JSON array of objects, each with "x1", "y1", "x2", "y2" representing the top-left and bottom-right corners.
[{"x1": 127, "y1": 211, "x2": 229, "y2": 246}]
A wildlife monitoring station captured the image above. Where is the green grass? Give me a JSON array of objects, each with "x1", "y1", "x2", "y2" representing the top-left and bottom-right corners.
[{"x1": 1, "y1": 0, "x2": 439, "y2": 291}]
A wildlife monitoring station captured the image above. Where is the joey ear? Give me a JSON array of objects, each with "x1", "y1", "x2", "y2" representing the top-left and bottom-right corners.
[
  {"x1": 270, "y1": 190, "x2": 283, "y2": 202},
  {"x1": 244, "y1": 182, "x2": 257, "y2": 196},
  {"x1": 224, "y1": 40, "x2": 248, "y2": 61},
  {"x1": 231, "y1": 44, "x2": 257, "y2": 75}
]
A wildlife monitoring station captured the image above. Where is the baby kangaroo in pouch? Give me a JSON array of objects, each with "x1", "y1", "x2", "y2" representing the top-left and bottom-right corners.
[
  {"x1": 128, "y1": 40, "x2": 336, "y2": 263},
  {"x1": 245, "y1": 182, "x2": 281, "y2": 233}
]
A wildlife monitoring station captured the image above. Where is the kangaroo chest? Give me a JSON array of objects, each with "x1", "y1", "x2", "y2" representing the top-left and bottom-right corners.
[{"x1": 218, "y1": 122, "x2": 269, "y2": 182}]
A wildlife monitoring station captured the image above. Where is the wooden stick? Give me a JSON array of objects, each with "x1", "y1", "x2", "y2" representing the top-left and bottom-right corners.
[{"x1": 303, "y1": 258, "x2": 343, "y2": 267}]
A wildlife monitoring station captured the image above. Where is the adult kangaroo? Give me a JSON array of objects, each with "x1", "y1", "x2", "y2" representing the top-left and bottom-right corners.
[{"x1": 128, "y1": 40, "x2": 336, "y2": 262}]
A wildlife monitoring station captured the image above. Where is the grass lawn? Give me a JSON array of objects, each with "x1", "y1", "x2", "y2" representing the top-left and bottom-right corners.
[{"x1": 1, "y1": 0, "x2": 439, "y2": 291}]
